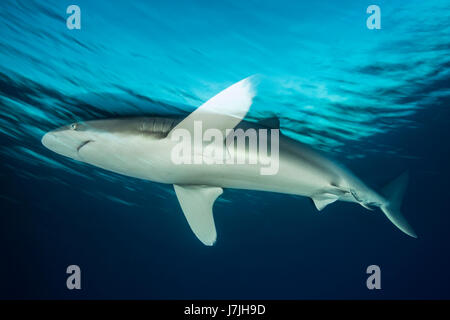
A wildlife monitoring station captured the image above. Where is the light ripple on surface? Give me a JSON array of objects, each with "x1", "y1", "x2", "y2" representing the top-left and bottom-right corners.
[{"x1": 0, "y1": 0, "x2": 449, "y2": 202}]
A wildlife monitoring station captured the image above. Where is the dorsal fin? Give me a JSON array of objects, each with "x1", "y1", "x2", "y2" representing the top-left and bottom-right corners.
[{"x1": 168, "y1": 77, "x2": 256, "y2": 140}]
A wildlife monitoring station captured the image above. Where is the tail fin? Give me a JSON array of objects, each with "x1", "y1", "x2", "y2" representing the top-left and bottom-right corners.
[{"x1": 380, "y1": 171, "x2": 417, "y2": 238}]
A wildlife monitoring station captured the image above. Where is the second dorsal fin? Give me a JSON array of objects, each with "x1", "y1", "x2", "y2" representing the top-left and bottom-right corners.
[{"x1": 257, "y1": 116, "x2": 280, "y2": 129}]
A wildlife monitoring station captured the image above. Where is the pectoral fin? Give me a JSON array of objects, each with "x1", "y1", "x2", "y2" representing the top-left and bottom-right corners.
[
  {"x1": 311, "y1": 193, "x2": 339, "y2": 211},
  {"x1": 173, "y1": 184, "x2": 223, "y2": 246}
]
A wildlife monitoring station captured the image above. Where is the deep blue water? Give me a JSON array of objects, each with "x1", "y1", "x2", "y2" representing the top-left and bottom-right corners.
[{"x1": 1, "y1": 0, "x2": 450, "y2": 299}]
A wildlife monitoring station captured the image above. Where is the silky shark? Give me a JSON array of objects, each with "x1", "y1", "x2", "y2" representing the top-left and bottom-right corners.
[{"x1": 42, "y1": 77, "x2": 417, "y2": 245}]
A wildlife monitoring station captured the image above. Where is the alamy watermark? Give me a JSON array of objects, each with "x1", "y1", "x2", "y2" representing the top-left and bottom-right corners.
[
  {"x1": 66, "y1": 5, "x2": 81, "y2": 30},
  {"x1": 366, "y1": 5, "x2": 381, "y2": 30},
  {"x1": 66, "y1": 264, "x2": 81, "y2": 290},
  {"x1": 366, "y1": 264, "x2": 381, "y2": 290},
  {"x1": 170, "y1": 121, "x2": 280, "y2": 175}
]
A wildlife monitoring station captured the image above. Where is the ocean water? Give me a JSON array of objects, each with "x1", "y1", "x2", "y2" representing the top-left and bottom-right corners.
[{"x1": 0, "y1": 0, "x2": 449, "y2": 299}]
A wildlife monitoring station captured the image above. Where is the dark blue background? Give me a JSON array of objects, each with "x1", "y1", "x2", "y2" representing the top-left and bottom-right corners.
[{"x1": 2, "y1": 100, "x2": 449, "y2": 299}]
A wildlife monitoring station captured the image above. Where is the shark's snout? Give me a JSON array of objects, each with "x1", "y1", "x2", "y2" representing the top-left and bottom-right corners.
[
  {"x1": 41, "y1": 130, "x2": 85, "y2": 160},
  {"x1": 41, "y1": 131, "x2": 58, "y2": 151}
]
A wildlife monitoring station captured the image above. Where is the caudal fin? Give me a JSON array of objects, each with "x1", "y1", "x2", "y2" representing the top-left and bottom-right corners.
[{"x1": 380, "y1": 171, "x2": 417, "y2": 238}]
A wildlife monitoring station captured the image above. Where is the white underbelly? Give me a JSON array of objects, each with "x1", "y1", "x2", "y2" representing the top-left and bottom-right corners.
[{"x1": 77, "y1": 136, "x2": 338, "y2": 197}]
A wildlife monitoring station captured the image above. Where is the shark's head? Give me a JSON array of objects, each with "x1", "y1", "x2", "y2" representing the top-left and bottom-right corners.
[
  {"x1": 41, "y1": 117, "x2": 177, "y2": 163},
  {"x1": 41, "y1": 121, "x2": 98, "y2": 161}
]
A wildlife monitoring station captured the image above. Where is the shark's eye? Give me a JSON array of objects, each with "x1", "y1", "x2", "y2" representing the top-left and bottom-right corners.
[{"x1": 70, "y1": 123, "x2": 78, "y2": 130}]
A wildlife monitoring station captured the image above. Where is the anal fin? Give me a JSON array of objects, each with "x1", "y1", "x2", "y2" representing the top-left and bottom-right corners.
[{"x1": 311, "y1": 193, "x2": 339, "y2": 211}]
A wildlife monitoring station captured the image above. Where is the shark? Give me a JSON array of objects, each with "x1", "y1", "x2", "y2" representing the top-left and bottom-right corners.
[{"x1": 41, "y1": 77, "x2": 417, "y2": 245}]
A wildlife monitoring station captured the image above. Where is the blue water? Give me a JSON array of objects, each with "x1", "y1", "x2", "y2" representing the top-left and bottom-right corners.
[{"x1": 1, "y1": 0, "x2": 449, "y2": 299}]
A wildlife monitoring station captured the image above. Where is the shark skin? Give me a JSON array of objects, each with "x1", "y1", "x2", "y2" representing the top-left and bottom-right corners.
[{"x1": 41, "y1": 77, "x2": 417, "y2": 245}]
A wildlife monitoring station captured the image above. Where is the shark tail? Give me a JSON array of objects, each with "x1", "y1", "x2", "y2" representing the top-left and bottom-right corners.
[{"x1": 380, "y1": 171, "x2": 417, "y2": 238}]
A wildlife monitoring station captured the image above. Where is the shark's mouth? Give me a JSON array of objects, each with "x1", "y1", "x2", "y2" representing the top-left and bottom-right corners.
[{"x1": 77, "y1": 140, "x2": 94, "y2": 153}]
